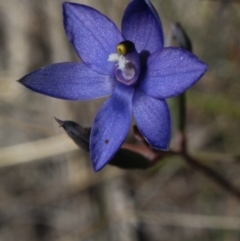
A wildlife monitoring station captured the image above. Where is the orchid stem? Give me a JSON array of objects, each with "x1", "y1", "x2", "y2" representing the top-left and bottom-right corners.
[{"x1": 178, "y1": 92, "x2": 187, "y2": 153}]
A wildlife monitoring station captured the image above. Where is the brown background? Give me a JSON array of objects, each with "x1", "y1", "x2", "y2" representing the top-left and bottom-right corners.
[{"x1": 0, "y1": 0, "x2": 240, "y2": 240}]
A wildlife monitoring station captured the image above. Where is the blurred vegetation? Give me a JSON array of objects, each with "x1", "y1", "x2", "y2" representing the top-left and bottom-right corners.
[{"x1": 0, "y1": 0, "x2": 240, "y2": 241}]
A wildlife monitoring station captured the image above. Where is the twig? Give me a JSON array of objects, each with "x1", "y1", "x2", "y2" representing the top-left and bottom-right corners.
[
  {"x1": 122, "y1": 142, "x2": 240, "y2": 200},
  {"x1": 182, "y1": 153, "x2": 240, "y2": 199}
]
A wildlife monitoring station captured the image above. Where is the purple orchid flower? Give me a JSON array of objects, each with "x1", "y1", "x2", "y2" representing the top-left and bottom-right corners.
[{"x1": 19, "y1": 0, "x2": 207, "y2": 172}]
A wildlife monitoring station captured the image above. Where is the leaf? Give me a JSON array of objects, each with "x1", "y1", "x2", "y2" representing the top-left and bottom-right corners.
[
  {"x1": 55, "y1": 118, "x2": 151, "y2": 169},
  {"x1": 54, "y1": 117, "x2": 90, "y2": 151}
]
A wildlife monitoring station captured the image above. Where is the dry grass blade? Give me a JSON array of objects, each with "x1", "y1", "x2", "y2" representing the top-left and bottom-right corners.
[
  {"x1": 127, "y1": 211, "x2": 240, "y2": 230},
  {"x1": 0, "y1": 135, "x2": 78, "y2": 168}
]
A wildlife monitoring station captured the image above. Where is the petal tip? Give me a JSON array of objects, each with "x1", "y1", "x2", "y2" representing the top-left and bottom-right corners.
[
  {"x1": 90, "y1": 144, "x2": 116, "y2": 172},
  {"x1": 62, "y1": 2, "x2": 77, "y2": 17},
  {"x1": 152, "y1": 142, "x2": 170, "y2": 151},
  {"x1": 17, "y1": 78, "x2": 22, "y2": 84},
  {"x1": 122, "y1": 0, "x2": 164, "y2": 52},
  {"x1": 62, "y1": 2, "x2": 68, "y2": 13},
  {"x1": 92, "y1": 158, "x2": 108, "y2": 172},
  {"x1": 144, "y1": 132, "x2": 171, "y2": 151},
  {"x1": 203, "y1": 62, "x2": 208, "y2": 73},
  {"x1": 198, "y1": 61, "x2": 208, "y2": 78},
  {"x1": 17, "y1": 76, "x2": 28, "y2": 86},
  {"x1": 62, "y1": 2, "x2": 71, "y2": 9}
]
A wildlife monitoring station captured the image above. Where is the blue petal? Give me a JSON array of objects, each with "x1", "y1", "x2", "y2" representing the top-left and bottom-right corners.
[
  {"x1": 63, "y1": 2, "x2": 124, "y2": 75},
  {"x1": 139, "y1": 47, "x2": 208, "y2": 99},
  {"x1": 122, "y1": 0, "x2": 164, "y2": 53},
  {"x1": 90, "y1": 83, "x2": 134, "y2": 172},
  {"x1": 19, "y1": 62, "x2": 114, "y2": 100},
  {"x1": 133, "y1": 90, "x2": 171, "y2": 150}
]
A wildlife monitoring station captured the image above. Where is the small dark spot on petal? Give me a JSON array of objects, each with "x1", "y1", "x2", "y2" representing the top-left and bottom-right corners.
[{"x1": 105, "y1": 139, "x2": 109, "y2": 144}]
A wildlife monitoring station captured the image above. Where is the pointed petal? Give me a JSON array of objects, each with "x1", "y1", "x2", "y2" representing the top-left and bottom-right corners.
[
  {"x1": 139, "y1": 47, "x2": 208, "y2": 99},
  {"x1": 122, "y1": 0, "x2": 164, "y2": 53},
  {"x1": 133, "y1": 91, "x2": 171, "y2": 150},
  {"x1": 63, "y1": 2, "x2": 123, "y2": 75},
  {"x1": 90, "y1": 83, "x2": 134, "y2": 172},
  {"x1": 19, "y1": 62, "x2": 114, "y2": 100}
]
